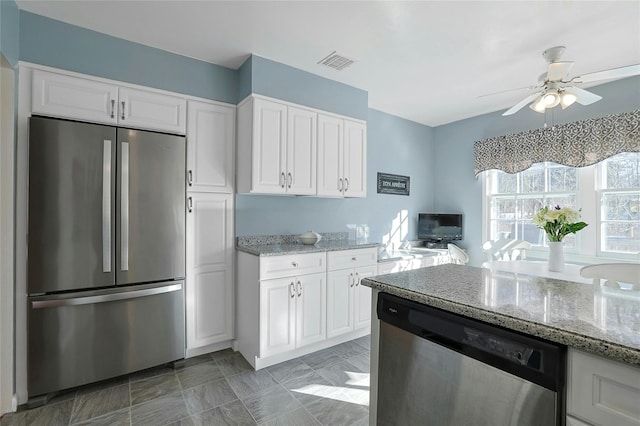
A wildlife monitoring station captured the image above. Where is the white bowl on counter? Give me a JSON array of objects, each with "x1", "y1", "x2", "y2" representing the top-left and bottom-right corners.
[{"x1": 299, "y1": 231, "x2": 322, "y2": 245}]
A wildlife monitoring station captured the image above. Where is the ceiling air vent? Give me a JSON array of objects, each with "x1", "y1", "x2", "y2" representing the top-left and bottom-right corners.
[{"x1": 318, "y1": 51, "x2": 355, "y2": 71}]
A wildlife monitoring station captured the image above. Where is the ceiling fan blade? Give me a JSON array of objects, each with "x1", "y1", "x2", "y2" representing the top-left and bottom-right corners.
[
  {"x1": 563, "y1": 86, "x2": 602, "y2": 105},
  {"x1": 478, "y1": 84, "x2": 540, "y2": 98},
  {"x1": 571, "y1": 64, "x2": 640, "y2": 84},
  {"x1": 502, "y1": 92, "x2": 542, "y2": 116},
  {"x1": 547, "y1": 61, "x2": 574, "y2": 81}
]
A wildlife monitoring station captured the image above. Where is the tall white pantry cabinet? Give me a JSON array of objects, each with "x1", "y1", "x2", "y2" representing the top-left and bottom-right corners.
[{"x1": 185, "y1": 100, "x2": 236, "y2": 357}]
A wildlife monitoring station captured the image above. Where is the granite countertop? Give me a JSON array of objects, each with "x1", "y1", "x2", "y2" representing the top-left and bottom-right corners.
[
  {"x1": 236, "y1": 232, "x2": 380, "y2": 256},
  {"x1": 362, "y1": 264, "x2": 640, "y2": 366}
]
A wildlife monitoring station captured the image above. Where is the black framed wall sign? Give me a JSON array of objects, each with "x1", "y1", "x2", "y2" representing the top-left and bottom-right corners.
[{"x1": 377, "y1": 172, "x2": 410, "y2": 196}]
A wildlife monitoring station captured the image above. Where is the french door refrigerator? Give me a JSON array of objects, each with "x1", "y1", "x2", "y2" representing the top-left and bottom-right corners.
[{"x1": 27, "y1": 116, "x2": 186, "y2": 401}]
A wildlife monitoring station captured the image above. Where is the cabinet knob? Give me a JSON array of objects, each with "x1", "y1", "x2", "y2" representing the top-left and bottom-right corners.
[
  {"x1": 290, "y1": 282, "x2": 295, "y2": 298},
  {"x1": 350, "y1": 272, "x2": 354, "y2": 287},
  {"x1": 187, "y1": 196, "x2": 193, "y2": 213},
  {"x1": 188, "y1": 170, "x2": 193, "y2": 186},
  {"x1": 110, "y1": 99, "x2": 115, "y2": 119},
  {"x1": 281, "y1": 172, "x2": 286, "y2": 189},
  {"x1": 344, "y1": 178, "x2": 350, "y2": 192},
  {"x1": 355, "y1": 272, "x2": 360, "y2": 286},
  {"x1": 352, "y1": 257, "x2": 357, "y2": 261},
  {"x1": 287, "y1": 172, "x2": 292, "y2": 189},
  {"x1": 292, "y1": 261, "x2": 298, "y2": 267},
  {"x1": 297, "y1": 281, "x2": 302, "y2": 297},
  {"x1": 338, "y1": 178, "x2": 343, "y2": 192},
  {"x1": 121, "y1": 101, "x2": 126, "y2": 120}
]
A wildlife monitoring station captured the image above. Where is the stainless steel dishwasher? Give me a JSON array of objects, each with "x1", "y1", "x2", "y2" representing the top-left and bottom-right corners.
[{"x1": 376, "y1": 293, "x2": 565, "y2": 426}]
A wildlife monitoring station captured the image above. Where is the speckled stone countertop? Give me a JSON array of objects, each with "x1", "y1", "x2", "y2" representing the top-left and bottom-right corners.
[
  {"x1": 362, "y1": 264, "x2": 640, "y2": 366},
  {"x1": 237, "y1": 233, "x2": 380, "y2": 256}
]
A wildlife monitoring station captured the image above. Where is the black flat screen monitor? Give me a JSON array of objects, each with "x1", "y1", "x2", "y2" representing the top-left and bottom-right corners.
[{"x1": 418, "y1": 213, "x2": 463, "y2": 241}]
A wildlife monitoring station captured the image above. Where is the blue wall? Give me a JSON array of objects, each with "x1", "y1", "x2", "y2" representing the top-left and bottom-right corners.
[
  {"x1": 236, "y1": 108, "x2": 435, "y2": 244},
  {"x1": 239, "y1": 55, "x2": 368, "y2": 120},
  {"x1": 18, "y1": 11, "x2": 237, "y2": 103},
  {"x1": 0, "y1": 0, "x2": 19, "y2": 65},
  {"x1": 433, "y1": 76, "x2": 640, "y2": 266}
]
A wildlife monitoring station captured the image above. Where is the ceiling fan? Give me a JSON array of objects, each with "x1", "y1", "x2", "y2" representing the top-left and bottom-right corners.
[{"x1": 499, "y1": 46, "x2": 640, "y2": 116}]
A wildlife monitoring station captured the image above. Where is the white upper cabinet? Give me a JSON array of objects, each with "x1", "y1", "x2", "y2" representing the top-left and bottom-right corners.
[
  {"x1": 32, "y1": 69, "x2": 119, "y2": 125},
  {"x1": 238, "y1": 94, "x2": 365, "y2": 198},
  {"x1": 186, "y1": 100, "x2": 235, "y2": 193},
  {"x1": 32, "y1": 69, "x2": 186, "y2": 134},
  {"x1": 237, "y1": 96, "x2": 316, "y2": 195},
  {"x1": 316, "y1": 114, "x2": 344, "y2": 197},
  {"x1": 118, "y1": 87, "x2": 186, "y2": 134},
  {"x1": 287, "y1": 106, "x2": 317, "y2": 195},
  {"x1": 317, "y1": 113, "x2": 367, "y2": 198},
  {"x1": 343, "y1": 119, "x2": 367, "y2": 197}
]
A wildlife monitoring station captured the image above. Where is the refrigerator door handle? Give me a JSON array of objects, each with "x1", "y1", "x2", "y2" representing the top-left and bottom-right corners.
[
  {"x1": 31, "y1": 283, "x2": 182, "y2": 309},
  {"x1": 102, "y1": 140, "x2": 112, "y2": 273},
  {"x1": 121, "y1": 141, "x2": 130, "y2": 271}
]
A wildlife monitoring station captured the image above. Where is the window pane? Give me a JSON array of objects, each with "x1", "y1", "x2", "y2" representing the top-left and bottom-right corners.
[
  {"x1": 518, "y1": 198, "x2": 544, "y2": 220},
  {"x1": 513, "y1": 222, "x2": 544, "y2": 245},
  {"x1": 605, "y1": 152, "x2": 640, "y2": 189},
  {"x1": 543, "y1": 196, "x2": 577, "y2": 211},
  {"x1": 496, "y1": 172, "x2": 517, "y2": 194},
  {"x1": 602, "y1": 193, "x2": 640, "y2": 221},
  {"x1": 491, "y1": 220, "x2": 514, "y2": 240},
  {"x1": 520, "y1": 166, "x2": 545, "y2": 193},
  {"x1": 602, "y1": 222, "x2": 640, "y2": 253},
  {"x1": 492, "y1": 199, "x2": 516, "y2": 220},
  {"x1": 549, "y1": 167, "x2": 578, "y2": 192}
]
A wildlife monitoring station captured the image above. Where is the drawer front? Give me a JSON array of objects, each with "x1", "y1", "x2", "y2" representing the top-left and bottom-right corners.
[
  {"x1": 260, "y1": 252, "x2": 326, "y2": 280},
  {"x1": 568, "y1": 348, "x2": 640, "y2": 426},
  {"x1": 328, "y1": 248, "x2": 377, "y2": 271}
]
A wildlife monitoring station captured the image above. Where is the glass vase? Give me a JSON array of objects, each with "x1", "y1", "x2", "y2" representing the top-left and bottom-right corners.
[{"x1": 548, "y1": 241, "x2": 565, "y2": 272}]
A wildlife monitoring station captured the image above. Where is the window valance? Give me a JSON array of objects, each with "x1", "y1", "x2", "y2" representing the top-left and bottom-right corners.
[{"x1": 474, "y1": 109, "x2": 640, "y2": 176}]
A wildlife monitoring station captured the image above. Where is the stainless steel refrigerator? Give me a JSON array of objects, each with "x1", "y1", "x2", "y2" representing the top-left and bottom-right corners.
[{"x1": 27, "y1": 116, "x2": 186, "y2": 401}]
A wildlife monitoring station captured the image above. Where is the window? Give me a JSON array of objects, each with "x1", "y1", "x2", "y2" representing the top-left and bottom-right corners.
[
  {"x1": 599, "y1": 152, "x2": 640, "y2": 254},
  {"x1": 484, "y1": 152, "x2": 640, "y2": 260}
]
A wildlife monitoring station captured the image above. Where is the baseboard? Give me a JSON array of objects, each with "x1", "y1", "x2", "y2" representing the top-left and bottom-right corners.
[{"x1": 185, "y1": 340, "x2": 233, "y2": 358}]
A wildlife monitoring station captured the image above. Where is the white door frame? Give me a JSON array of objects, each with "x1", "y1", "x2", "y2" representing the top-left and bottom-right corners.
[{"x1": 0, "y1": 54, "x2": 16, "y2": 414}]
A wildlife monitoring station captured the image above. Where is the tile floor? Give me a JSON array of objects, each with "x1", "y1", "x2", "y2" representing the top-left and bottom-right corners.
[{"x1": 0, "y1": 335, "x2": 371, "y2": 426}]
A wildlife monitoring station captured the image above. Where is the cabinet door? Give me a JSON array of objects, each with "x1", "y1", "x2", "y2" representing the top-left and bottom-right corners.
[
  {"x1": 32, "y1": 69, "x2": 118, "y2": 125},
  {"x1": 343, "y1": 119, "x2": 367, "y2": 198},
  {"x1": 327, "y1": 269, "x2": 354, "y2": 338},
  {"x1": 354, "y1": 265, "x2": 376, "y2": 329},
  {"x1": 187, "y1": 100, "x2": 235, "y2": 193},
  {"x1": 317, "y1": 114, "x2": 344, "y2": 197},
  {"x1": 252, "y1": 98, "x2": 287, "y2": 194},
  {"x1": 287, "y1": 106, "x2": 317, "y2": 195},
  {"x1": 296, "y1": 272, "x2": 326, "y2": 347},
  {"x1": 186, "y1": 193, "x2": 234, "y2": 350},
  {"x1": 260, "y1": 277, "x2": 296, "y2": 357},
  {"x1": 118, "y1": 87, "x2": 187, "y2": 134}
]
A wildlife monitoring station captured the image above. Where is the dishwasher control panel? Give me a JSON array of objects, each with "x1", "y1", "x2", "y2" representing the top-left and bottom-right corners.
[{"x1": 463, "y1": 328, "x2": 538, "y2": 368}]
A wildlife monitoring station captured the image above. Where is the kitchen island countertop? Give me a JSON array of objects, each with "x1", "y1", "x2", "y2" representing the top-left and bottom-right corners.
[{"x1": 362, "y1": 264, "x2": 640, "y2": 366}]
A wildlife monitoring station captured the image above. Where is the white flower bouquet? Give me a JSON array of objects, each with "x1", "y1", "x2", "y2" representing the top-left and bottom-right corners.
[{"x1": 532, "y1": 205, "x2": 588, "y2": 242}]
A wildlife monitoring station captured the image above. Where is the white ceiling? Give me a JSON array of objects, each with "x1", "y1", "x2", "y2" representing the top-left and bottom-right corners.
[{"x1": 15, "y1": 1, "x2": 640, "y2": 126}]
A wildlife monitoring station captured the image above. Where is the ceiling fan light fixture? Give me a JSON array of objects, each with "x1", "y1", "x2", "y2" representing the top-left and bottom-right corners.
[
  {"x1": 560, "y1": 91, "x2": 577, "y2": 109},
  {"x1": 529, "y1": 96, "x2": 546, "y2": 113},
  {"x1": 542, "y1": 89, "x2": 561, "y2": 107}
]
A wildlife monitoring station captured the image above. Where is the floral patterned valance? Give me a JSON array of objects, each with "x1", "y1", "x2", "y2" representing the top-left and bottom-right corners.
[{"x1": 474, "y1": 109, "x2": 640, "y2": 176}]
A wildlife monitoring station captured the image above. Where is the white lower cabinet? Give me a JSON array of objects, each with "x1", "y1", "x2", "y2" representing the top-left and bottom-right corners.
[
  {"x1": 567, "y1": 348, "x2": 640, "y2": 426},
  {"x1": 236, "y1": 248, "x2": 374, "y2": 370},
  {"x1": 260, "y1": 272, "x2": 326, "y2": 358},
  {"x1": 326, "y1": 248, "x2": 377, "y2": 338},
  {"x1": 185, "y1": 193, "x2": 234, "y2": 355}
]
